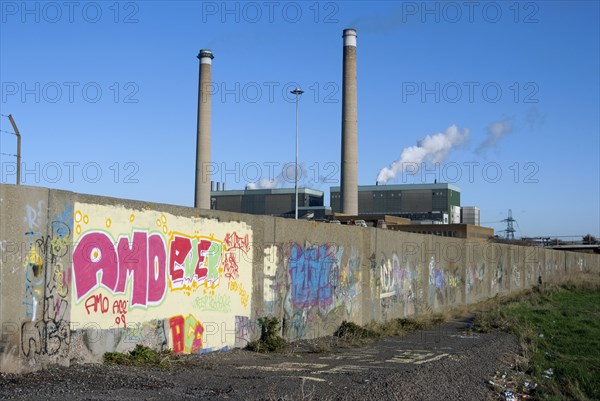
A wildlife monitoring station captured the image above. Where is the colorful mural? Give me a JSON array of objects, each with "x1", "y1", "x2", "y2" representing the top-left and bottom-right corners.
[{"x1": 70, "y1": 203, "x2": 252, "y2": 354}]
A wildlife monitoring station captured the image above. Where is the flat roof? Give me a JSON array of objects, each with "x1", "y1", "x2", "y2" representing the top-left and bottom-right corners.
[
  {"x1": 330, "y1": 183, "x2": 461, "y2": 192},
  {"x1": 211, "y1": 187, "x2": 324, "y2": 197}
]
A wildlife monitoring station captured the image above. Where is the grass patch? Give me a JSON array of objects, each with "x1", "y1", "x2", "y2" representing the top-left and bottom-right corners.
[
  {"x1": 247, "y1": 317, "x2": 287, "y2": 353},
  {"x1": 103, "y1": 344, "x2": 177, "y2": 367},
  {"x1": 476, "y1": 281, "x2": 600, "y2": 401}
]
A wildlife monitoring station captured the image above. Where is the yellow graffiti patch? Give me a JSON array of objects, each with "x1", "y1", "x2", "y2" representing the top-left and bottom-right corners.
[{"x1": 24, "y1": 247, "x2": 43, "y2": 269}]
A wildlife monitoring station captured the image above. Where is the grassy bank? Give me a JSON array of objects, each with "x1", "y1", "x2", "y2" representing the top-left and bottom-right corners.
[{"x1": 476, "y1": 276, "x2": 600, "y2": 401}]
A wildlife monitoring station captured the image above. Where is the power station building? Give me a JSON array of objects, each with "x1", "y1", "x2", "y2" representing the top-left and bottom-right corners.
[
  {"x1": 330, "y1": 183, "x2": 461, "y2": 223},
  {"x1": 210, "y1": 187, "x2": 329, "y2": 218},
  {"x1": 194, "y1": 28, "x2": 490, "y2": 238},
  {"x1": 461, "y1": 206, "x2": 481, "y2": 226}
]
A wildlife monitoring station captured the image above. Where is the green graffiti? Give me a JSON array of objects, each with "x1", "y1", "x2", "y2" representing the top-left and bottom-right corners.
[{"x1": 207, "y1": 242, "x2": 222, "y2": 282}]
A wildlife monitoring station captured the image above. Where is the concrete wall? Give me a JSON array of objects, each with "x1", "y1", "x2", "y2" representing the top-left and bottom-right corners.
[{"x1": 1, "y1": 184, "x2": 598, "y2": 371}]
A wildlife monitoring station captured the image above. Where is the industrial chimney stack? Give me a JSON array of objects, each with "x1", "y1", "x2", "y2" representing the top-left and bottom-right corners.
[
  {"x1": 195, "y1": 49, "x2": 214, "y2": 209},
  {"x1": 340, "y1": 29, "x2": 358, "y2": 216}
]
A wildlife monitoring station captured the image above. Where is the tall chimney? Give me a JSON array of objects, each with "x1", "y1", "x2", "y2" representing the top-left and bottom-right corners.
[
  {"x1": 194, "y1": 49, "x2": 214, "y2": 209},
  {"x1": 340, "y1": 29, "x2": 358, "y2": 216}
]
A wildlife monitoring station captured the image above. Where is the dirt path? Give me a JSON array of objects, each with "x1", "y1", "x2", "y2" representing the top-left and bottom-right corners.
[{"x1": 0, "y1": 319, "x2": 517, "y2": 400}]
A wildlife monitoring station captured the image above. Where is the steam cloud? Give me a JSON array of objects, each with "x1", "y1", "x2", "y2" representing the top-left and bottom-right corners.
[
  {"x1": 247, "y1": 164, "x2": 307, "y2": 190},
  {"x1": 376, "y1": 124, "x2": 469, "y2": 184},
  {"x1": 476, "y1": 119, "x2": 512, "y2": 154}
]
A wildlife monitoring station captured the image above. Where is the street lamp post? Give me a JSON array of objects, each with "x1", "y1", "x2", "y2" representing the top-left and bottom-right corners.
[{"x1": 291, "y1": 88, "x2": 304, "y2": 220}]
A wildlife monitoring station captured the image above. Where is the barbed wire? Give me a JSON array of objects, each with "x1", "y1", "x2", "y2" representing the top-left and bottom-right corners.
[
  {"x1": 0, "y1": 152, "x2": 17, "y2": 157},
  {"x1": 0, "y1": 129, "x2": 17, "y2": 136}
]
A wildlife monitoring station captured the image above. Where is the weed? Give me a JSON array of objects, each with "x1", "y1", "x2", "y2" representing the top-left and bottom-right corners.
[
  {"x1": 334, "y1": 321, "x2": 380, "y2": 342},
  {"x1": 103, "y1": 344, "x2": 176, "y2": 367},
  {"x1": 308, "y1": 339, "x2": 331, "y2": 354},
  {"x1": 246, "y1": 317, "x2": 287, "y2": 353}
]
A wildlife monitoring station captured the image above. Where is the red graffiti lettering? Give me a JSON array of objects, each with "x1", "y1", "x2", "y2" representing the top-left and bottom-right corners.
[
  {"x1": 115, "y1": 313, "x2": 127, "y2": 328},
  {"x1": 169, "y1": 236, "x2": 191, "y2": 285},
  {"x1": 169, "y1": 315, "x2": 185, "y2": 354},
  {"x1": 224, "y1": 232, "x2": 249, "y2": 253},
  {"x1": 223, "y1": 253, "x2": 239, "y2": 281},
  {"x1": 168, "y1": 314, "x2": 204, "y2": 354},
  {"x1": 195, "y1": 239, "x2": 211, "y2": 282},
  {"x1": 112, "y1": 300, "x2": 127, "y2": 315},
  {"x1": 84, "y1": 294, "x2": 109, "y2": 315}
]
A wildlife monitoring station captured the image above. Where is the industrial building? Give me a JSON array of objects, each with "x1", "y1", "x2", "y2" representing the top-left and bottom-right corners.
[
  {"x1": 330, "y1": 183, "x2": 461, "y2": 223},
  {"x1": 390, "y1": 223, "x2": 493, "y2": 240},
  {"x1": 461, "y1": 206, "x2": 480, "y2": 226},
  {"x1": 199, "y1": 31, "x2": 482, "y2": 231},
  {"x1": 210, "y1": 187, "x2": 330, "y2": 218}
]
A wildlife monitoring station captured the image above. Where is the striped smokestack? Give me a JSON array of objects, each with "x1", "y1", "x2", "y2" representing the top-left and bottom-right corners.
[
  {"x1": 341, "y1": 29, "x2": 358, "y2": 215},
  {"x1": 194, "y1": 49, "x2": 214, "y2": 209}
]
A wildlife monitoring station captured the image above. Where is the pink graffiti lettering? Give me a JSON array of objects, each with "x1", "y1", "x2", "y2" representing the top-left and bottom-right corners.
[
  {"x1": 147, "y1": 234, "x2": 167, "y2": 303},
  {"x1": 72, "y1": 231, "x2": 167, "y2": 306},
  {"x1": 115, "y1": 232, "x2": 148, "y2": 305},
  {"x1": 73, "y1": 232, "x2": 119, "y2": 299}
]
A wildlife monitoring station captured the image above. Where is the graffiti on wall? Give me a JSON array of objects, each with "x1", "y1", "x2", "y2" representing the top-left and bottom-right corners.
[
  {"x1": 491, "y1": 261, "x2": 505, "y2": 294},
  {"x1": 379, "y1": 252, "x2": 416, "y2": 318},
  {"x1": 287, "y1": 243, "x2": 341, "y2": 310},
  {"x1": 169, "y1": 234, "x2": 222, "y2": 290},
  {"x1": 262, "y1": 244, "x2": 279, "y2": 316},
  {"x1": 466, "y1": 262, "x2": 485, "y2": 299},
  {"x1": 21, "y1": 203, "x2": 73, "y2": 359},
  {"x1": 280, "y1": 242, "x2": 361, "y2": 340},
  {"x1": 73, "y1": 230, "x2": 168, "y2": 307},
  {"x1": 168, "y1": 314, "x2": 204, "y2": 354},
  {"x1": 22, "y1": 201, "x2": 45, "y2": 320},
  {"x1": 70, "y1": 203, "x2": 253, "y2": 354},
  {"x1": 512, "y1": 264, "x2": 521, "y2": 289},
  {"x1": 427, "y1": 257, "x2": 461, "y2": 307}
]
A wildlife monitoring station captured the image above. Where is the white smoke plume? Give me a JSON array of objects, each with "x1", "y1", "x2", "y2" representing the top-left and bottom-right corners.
[
  {"x1": 376, "y1": 124, "x2": 469, "y2": 184},
  {"x1": 476, "y1": 119, "x2": 512, "y2": 154},
  {"x1": 247, "y1": 164, "x2": 307, "y2": 190}
]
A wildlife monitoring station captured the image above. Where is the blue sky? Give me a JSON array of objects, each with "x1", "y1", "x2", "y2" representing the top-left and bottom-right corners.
[{"x1": 1, "y1": 1, "x2": 598, "y2": 238}]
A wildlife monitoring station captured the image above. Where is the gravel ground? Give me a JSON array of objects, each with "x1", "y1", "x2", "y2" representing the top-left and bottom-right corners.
[{"x1": 0, "y1": 319, "x2": 517, "y2": 401}]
